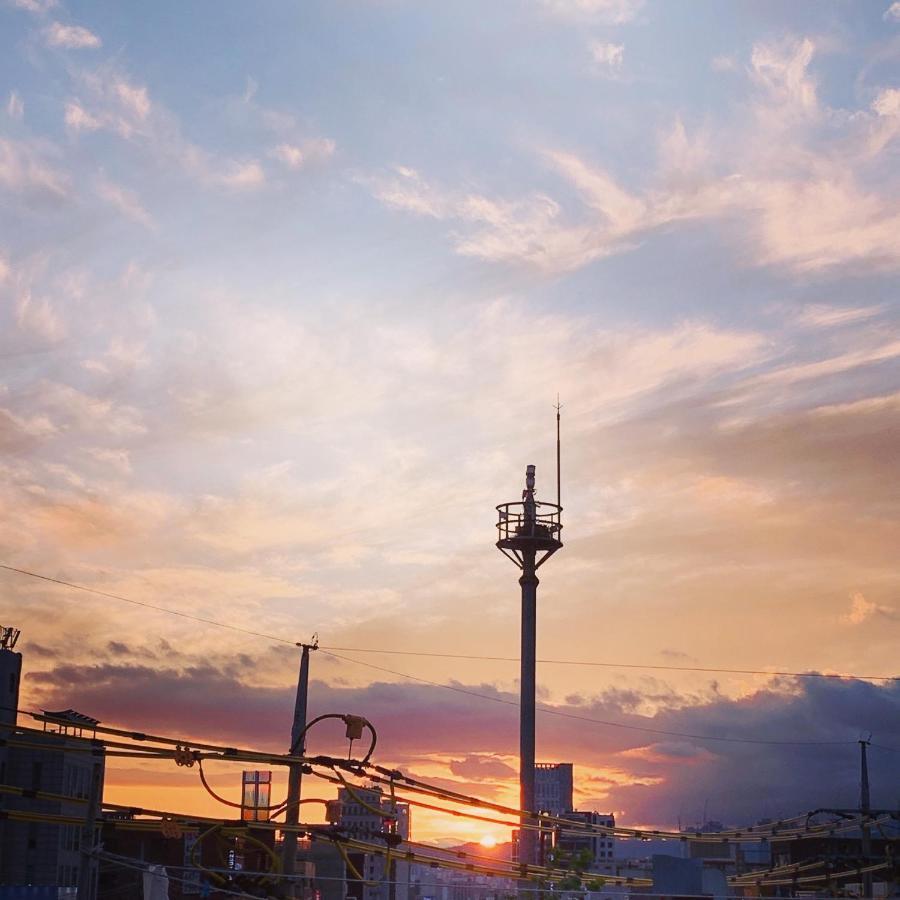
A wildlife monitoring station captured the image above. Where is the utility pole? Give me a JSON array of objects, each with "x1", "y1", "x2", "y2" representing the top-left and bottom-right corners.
[
  {"x1": 860, "y1": 736, "x2": 872, "y2": 899},
  {"x1": 282, "y1": 635, "x2": 318, "y2": 894}
]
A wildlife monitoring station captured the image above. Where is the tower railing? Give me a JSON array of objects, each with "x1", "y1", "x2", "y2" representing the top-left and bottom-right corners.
[{"x1": 495, "y1": 500, "x2": 562, "y2": 543}]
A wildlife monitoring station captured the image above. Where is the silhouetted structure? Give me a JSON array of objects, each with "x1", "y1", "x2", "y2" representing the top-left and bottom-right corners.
[{"x1": 495, "y1": 414, "x2": 564, "y2": 869}]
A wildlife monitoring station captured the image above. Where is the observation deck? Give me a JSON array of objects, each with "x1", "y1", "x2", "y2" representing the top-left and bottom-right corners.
[{"x1": 495, "y1": 499, "x2": 563, "y2": 569}]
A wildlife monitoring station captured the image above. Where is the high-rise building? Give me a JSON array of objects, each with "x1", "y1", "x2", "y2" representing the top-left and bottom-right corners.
[{"x1": 534, "y1": 762, "x2": 573, "y2": 816}]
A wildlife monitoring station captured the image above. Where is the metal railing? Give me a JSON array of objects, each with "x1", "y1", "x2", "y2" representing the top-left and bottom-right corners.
[{"x1": 495, "y1": 500, "x2": 562, "y2": 544}]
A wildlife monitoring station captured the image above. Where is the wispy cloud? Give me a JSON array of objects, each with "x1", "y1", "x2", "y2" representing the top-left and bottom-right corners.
[
  {"x1": 841, "y1": 591, "x2": 896, "y2": 625},
  {"x1": 7, "y1": 91, "x2": 24, "y2": 119},
  {"x1": 541, "y1": 0, "x2": 643, "y2": 24},
  {"x1": 44, "y1": 21, "x2": 101, "y2": 49},
  {"x1": 9, "y1": 0, "x2": 57, "y2": 15},
  {"x1": 0, "y1": 138, "x2": 69, "y2": 201},
  {"x1": 794, "y1": 304, "x2": 882, "y2": 329},
  {"x1": 269, "y1": 138, "x2": 335, "y2": 170},
  {"x1": 15, "y1": 290, "x2": 66, "y2": 342},
  {"x1": 65, "y1": 67, "x2": 267, "y2": 191},
  {"x1": 365, "y1": 37, "x2": 900, "y2": 276},
  {"x1": 590, "y1": 41, "x2": 625, "y2": 77},
  {"x1": 95, "y1": 176, "x2": 154, "y2": 228}
]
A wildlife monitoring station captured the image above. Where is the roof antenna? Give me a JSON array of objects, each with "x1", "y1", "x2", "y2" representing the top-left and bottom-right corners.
[{"x1": 555, "y1": 394, "x2": 562, "y2": 512}]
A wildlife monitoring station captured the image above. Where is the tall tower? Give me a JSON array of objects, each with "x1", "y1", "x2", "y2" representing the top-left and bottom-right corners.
[{"x1": 495, "y1": 412, "x2": 563, "y2": 868}]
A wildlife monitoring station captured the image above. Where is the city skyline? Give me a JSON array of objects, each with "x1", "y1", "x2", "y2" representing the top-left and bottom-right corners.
[{"x1": 2, "y1": 0, "x2": 899, "y2": 846}]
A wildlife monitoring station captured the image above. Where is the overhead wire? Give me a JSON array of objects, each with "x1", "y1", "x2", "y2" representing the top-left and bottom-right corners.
[
  {"x1": 308, "y1": 761, "x2": 891, "y2": 845},
  {"x1": 319, "y1": 650, "x2": 860, "y2": 746},
  {"x1": 318, "y1": 645, "x2": 899, "y2": 683},
  {"x1": 4, "y1": 562, "x2": 896, "y2": 684},
  {"x1": 0, "y1": 563, "x2": 296, "y2": 645},
  {"x1": 4, "y1": 709, "x2": 889, "y2": 846}
]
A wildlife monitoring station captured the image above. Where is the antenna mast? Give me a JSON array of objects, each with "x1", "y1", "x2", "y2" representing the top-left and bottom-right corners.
[{"x1": 555, "y1": 396, "x2": 562, "y2": 512}]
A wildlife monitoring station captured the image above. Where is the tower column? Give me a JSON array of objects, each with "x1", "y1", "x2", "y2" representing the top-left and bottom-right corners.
[
  {"x1": 519, "y1": 554, "x2": 538, "y2": 868},
  {"x1": 495, "y1": 451, "x2": 563, "y2": 881}
]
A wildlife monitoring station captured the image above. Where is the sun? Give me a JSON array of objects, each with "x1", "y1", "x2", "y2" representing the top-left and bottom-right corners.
[{"x1": 479, "y1": 835, "x2": 497, "y2": 848}]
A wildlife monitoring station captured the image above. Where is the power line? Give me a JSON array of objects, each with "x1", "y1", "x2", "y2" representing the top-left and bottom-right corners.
[
  {"x1": 319, "y1": 650, "x2": 858, "y2": 746},
  {"x1": 0, "y1": 563, "x2": 295, "y2": 646},
  {"x1": 2, "y1": 561, "x2": 889, "y2": 744},
  {"x1": 318, "y1": 645, "x2": 898, "y2": 683},
  {"x1": 4, "y1": 562, "x2": 894, "y2": 684}
]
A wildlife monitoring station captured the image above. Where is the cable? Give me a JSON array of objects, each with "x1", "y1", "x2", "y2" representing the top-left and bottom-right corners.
[
  {"x1": 319, "y1": 651, "x2": 859, "y2": 746},
  {"x1": 5, "y1": 561, "x2": 895, "y2": 684},
  {"x1": 310, "y1": 763, "x2": 888, "y2": 845},
  {"x1": 0, "y1": 563, "x2": 296, "y2": 645},
  {"x1": 319, "y1": 645, "x2": 899, "y2": 683}
]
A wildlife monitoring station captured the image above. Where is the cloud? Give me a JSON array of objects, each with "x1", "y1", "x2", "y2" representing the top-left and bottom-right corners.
[
  {"x1": 710, "y1": 55, "x2": 737, "y2": 73},
  {"x1": 269, "y1": 138, "x2": 336, "y2": 170},
  {"x1": 884, "y1": 2, "x2": 900, "y2": 22},
  {"x1": 365, "y1": 34, "x2": 900, "y2": 276},
  {"x1": 541, "y1": 0, "x2": 643, "y2": 24},
  {"x1": 749, "y1": 37, "x2": 817, "y2": 119},
  {"x1": 65, "y1": 68, "x2": 269, "y2": 191},
  {"x1": 85, "y1": 447, "x2": 133, "y2": 476},
  {"x1": 64, "y1": 101, "x2": 100, "y2": 131},
  {"x1": 0, "y1": 138, "x2": 69, "y2": 201},
  {"x1": 214, "y1": 160, "x2": 265, "y2": 189},
  {"x1": 112, "y1": 77, "x2": 150, "y2": 120},
  {"x1": 448, "y1": 755, "x2": 518, "y2": 781},
  {"x1": 9, "y1": 0, "x2": 57, "y2": 14},
  {"x1": 15, "y1": 290, "x2": 66, "y2": 342},
  {"x1": 21, "y1": 656, "x2": 900, "y2": 829},
  {"x1": 362, "y1": 165, "x2": 624, "y2": 273},
  {"x1": 44, "y1": 21, "x2": 101, "y2": 49},
  {"x1": 95, "y1": 176, "x2": 153, "y2": 228},
  {"x1": 872, "y1": 87, "x2": 900, "y2": 118},
  {"x1": 590, "y1": 42, "x2": 625, "y2": 77},
  {"x1": 794, "y1": 304, "x2": 882, "y2": 329},
  {"x1": 7, "y1": 91, "x2": 24, "y2": 119},
  {"x1": 841, "y1": 591, "x2": 895, "y2": 625}
]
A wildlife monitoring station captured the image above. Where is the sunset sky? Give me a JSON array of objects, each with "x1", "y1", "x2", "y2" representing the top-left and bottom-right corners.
[{"x1": 2, "y1": 0, "x2": 899, "y2": 844}]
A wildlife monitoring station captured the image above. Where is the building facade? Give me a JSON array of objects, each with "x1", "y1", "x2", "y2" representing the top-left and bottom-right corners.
[
  {"x1": 534, "y1": 763, "x2": 573, "y2": 816},
  {"x1": 556, "y1": 811, "x2": 616, "y2": 871},
  {"x1": 0, "y1": 634, "x2": 105, "y2": 898}
]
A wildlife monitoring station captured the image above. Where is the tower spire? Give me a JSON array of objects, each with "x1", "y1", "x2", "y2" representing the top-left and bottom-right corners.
[{"x1": 555, "y1": 396, "x2": 562, "y2": 513}]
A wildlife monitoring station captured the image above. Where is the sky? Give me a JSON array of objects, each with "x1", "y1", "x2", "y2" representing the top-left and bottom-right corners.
[{"x1": 1, "y1": 0, "x2": 899, "y2": 845}]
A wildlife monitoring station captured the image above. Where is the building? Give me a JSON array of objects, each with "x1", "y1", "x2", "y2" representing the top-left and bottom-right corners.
[
  {"x1": 534, "y1": 763, "x2": 573, "y2": 816},
  {"x1": 0, "y1": 632, "x2": 106, "y2": 898},
  {"x1": 767, "y1": 819, "x2": 900, "y2": 892},
  {"x1": 0, "y1": 627, "x2": 23, "y2": 838},
  {"x1": 337, "y1": 785, "x2": 412, "y2": 900},
  {"x1": 100, "y1": 811, "x2": 284, "y2": 899},
  {"x1": 408, "y1": 866, "x2": 515, "y2": 900},
  {"x1": 556, "y1": 811, "x2": 616, "y2": 872},
  {"x1": 680, "y1": 820, "x2": 771, "y2": 878}
]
